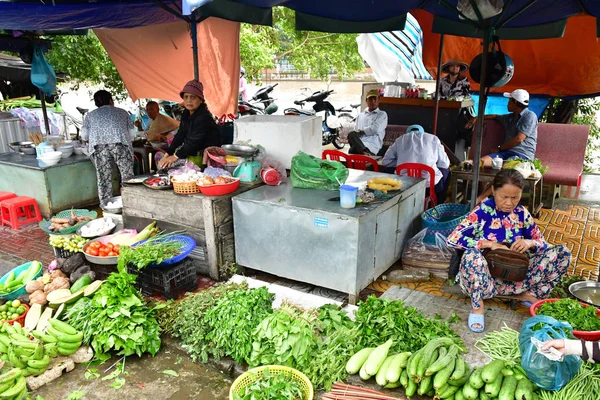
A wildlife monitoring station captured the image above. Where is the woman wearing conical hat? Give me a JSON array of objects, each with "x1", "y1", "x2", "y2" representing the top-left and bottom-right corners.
[{"x1": 438, "y1": 58, "x2": 471, "y2": 100}]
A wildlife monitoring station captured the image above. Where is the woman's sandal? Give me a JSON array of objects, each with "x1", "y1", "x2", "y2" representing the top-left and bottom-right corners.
[{"x1": 468, "y1": 313, "x2": 485, "y2": 333}]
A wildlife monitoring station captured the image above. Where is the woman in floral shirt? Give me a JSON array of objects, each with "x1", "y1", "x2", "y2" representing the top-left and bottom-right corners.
[{"x1": 447, "y1": 169, "x2": 570, "y2": 332}]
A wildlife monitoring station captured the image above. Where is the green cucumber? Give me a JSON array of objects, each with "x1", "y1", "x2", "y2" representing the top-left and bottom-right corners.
[
  {"x1": 462, "y1": 382, "x2": 479, "y2": 400},
  {"x1": 406, "y1": 378, "x2": 417, "y2": 397},
  {"x1": 417, "y1": 375, "x2": 433, "y2": 396},
  {"x1": 481, "y1": 359, "x2": 505, "y2": 383},
  {"x1": 399, "y1": 369, "x2": 409, "y2": 388},
  {"x1": 376, "y1": 355, "x2": 395, "y2": 386},
  {"x1": 450, "y1": 357, "x2": 466, "y2": 381},
  {"x1": 384, "y1": 381, "x2": 402, "y2": 389},
  {"x1": 484, "y1": 373, "x2": 503, "y2": 397},
  {"x1": 407, "y1": 348, "x2": 423, "y2": 380},
  {"x1": 346, "y1": 347, "x2": 375, "y2": 374},
  {"x1": 359, "y1": 361, "x2": 372, "y2": 381},
  {"x1": 427, "y1": 345, "x2": 459, "y2": 376},
  {"x1": 498, "y1": 375, "x2": 517, "y2": 400},
  {"x1": 385, "y1": 352, "x2": 411, "y2": 383},
  {"x1": 70, "y1": 275, "x2": 92, "y2": 294},
  {"x1": 434, "y1": 355, "x2": 456, "y2": 390},
  {"x1": 363, "y1": 339, "x2": 393, "y2": 376},
  {"x1": 440, "y1": 385, "x2": 461, "y2": 399},
  {"x1": 515, "y1": 377, "x2": 535, "y2": 400},
  {"x1": 455, "y1": 389, "x2": 466, "y2": 400},
  {"x1": 501, "y1": 367, "x2": 514, "y2": 377}
]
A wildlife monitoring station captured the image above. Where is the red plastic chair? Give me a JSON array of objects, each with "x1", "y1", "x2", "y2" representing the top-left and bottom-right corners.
[
  {"x1": 348, "y1": 154, "x2": 380, "y2": 172},
  {"x1": 322, "y1": 150, "x2": 349, "y2": 163},
  {"x1": 395, "y1": 163, "x2": 437, "y2": 208},
  {"x1": 0, "y1": 196, "x2": 42, "y2": 230}
]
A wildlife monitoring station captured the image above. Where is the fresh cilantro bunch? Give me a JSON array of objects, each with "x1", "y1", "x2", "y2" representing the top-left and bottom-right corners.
[
  {"x1": 66, "y1": 271, "x2": 161, "y2": 357},
  {"x1": 538, "y1": 298, "x2": 600, "y2": 331},
  {"x1": 355, "y1": 296, "x2": 463, "y2": 353}
]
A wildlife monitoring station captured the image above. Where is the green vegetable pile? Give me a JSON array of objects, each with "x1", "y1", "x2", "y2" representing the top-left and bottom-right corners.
[
  {"x1": 0, "y1": 96, "x2": 49, "y2": 111},
  {"x1": 118, "y1": 233, "x2": 184, "y2": 271},
  {"x1": 537, "y1": 298, "x2": 600, "y2": 331},
  {"x1": 233, "y1": 369, "x2": 304, "y2": 400},
  {"x1": 153, "y1": 299, "x2": 179, "y2": 336},
  {"x1": 355, "y1": 296, "x2": 463, "y2": 353},
  {"x1": 539, "y1": 362, "x2": 600, "y2": 400},
  {"x1": 549, "y1": 275, "x2": 585, "y2": 299},
  {"x1": 65, "y1": 270, "x2": 161, "y2": 356}
]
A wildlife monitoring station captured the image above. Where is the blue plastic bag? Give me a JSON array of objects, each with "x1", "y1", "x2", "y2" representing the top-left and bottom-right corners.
[
  {"x1": 519, "y1": 315, "x2": 582, "y2": 391},
  {"x1": 30, "y1": 43, "x2": 57, "y2": 95}
]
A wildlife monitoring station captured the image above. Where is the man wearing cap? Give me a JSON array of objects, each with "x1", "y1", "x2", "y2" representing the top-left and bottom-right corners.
[
  {"x1": 347, "y1": 89, "x2": 388, "y2": 156},
  {"x1": 382, "y1": 124, "x2": 451, "y2": 203},
  {"x1": 438, "y1": 58, "x2": 471, "y2": 100},
  {"x1": 466, "y1": 89, "x2": 538, "y2": 202}
]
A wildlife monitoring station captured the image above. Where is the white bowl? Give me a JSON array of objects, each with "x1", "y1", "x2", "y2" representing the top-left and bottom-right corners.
[
  {"x1": 39, "y1": 151, "x2": 63, "y2": 160},
  {"x1": 58, "y1": 147, "x2": 74, "y2": 158},
  {"x1": 74, "y1": 147, "x2": 86, "y2": 155},
  {"x1": 37, "y1": 157, "x2": 60, "y2": 167}
]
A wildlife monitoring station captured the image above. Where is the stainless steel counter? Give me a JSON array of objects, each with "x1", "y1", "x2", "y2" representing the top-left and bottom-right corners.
[
  {"x1": 0, "y1": 152, "x2": 91, "y2": 171},
  {"x1": 233, "y1": 169, "x2": 427, "y2": 303}
]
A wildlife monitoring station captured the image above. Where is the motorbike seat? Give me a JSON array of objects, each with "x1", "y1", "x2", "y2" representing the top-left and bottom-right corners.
[
  {"x1": 76, "y1": 107, "x2": 89, "y2": 115},
  {"x1": 351, "y1": 103, "x2": 361, "y2": 108},
  {"x1": 294, "y1": 100, "x2": 305, "y2": 106}
]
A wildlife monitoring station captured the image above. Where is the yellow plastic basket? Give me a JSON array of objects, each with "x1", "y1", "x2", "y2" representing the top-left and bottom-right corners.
[{"x1": 229, "y1": 365, "x2": 313, "y2": 400}]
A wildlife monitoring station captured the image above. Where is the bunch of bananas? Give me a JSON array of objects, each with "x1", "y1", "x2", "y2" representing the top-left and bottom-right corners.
[
  {"x1": 38, "y1": 319, "x2": 83, "y2": 356},
  {"x1": 0, "y1": 368, "x2": 27, "y2": 400},
  {"x1": 0, "y1": 322, "x2": 51, "y2": 377},
  {"x1": 367, "y1": 177, "x2": 402, "y2": 194}
]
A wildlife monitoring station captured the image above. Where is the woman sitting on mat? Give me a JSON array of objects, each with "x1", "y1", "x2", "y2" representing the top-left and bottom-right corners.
[{"x1": 447, "y1": 169, "x2": 570, "y2": 333}]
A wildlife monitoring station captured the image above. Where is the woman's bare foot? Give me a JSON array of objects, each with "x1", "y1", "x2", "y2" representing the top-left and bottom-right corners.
[{"x1": 517, "y1": 292, "x2": 538, "y2": 304}]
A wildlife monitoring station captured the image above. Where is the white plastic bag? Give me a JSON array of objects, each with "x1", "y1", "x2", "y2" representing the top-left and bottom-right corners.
[
  {"x1": 457, "y1": 0, "x2": 504, "y2": 21},
  {"x1": 512, "y1": 161, "x2": 532, "y2": 178}
]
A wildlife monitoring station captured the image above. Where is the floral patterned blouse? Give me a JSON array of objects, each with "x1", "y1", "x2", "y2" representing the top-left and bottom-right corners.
[{"x1": 447, "y1": 197, "x2": 547, "y2": 252}]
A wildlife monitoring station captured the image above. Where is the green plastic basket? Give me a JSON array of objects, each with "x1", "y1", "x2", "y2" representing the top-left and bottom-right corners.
[
  {"x1": 229, "y1": 366, "x2": 313, "y2": 400},
  {"x1": 39, "y1": 209, "x2": 98, "y2": 235}
]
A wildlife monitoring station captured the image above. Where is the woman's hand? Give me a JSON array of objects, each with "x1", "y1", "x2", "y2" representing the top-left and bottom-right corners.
[
  {"x1": 510, "y1": 239, "x2": 534, "y2": 253},
  {"x1": 541, "y1": 339, "x2": 566, "y2": 356},
  {"x1": 486, "y1": 241, "x2": 509, "y2": 251},
  {"x1": 158, "y1": 154, "x2": 178, "y2": 169}
]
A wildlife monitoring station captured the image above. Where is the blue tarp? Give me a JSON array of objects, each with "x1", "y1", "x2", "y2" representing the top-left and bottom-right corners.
[
  {"x1": 471, "y1": 94, "x2": 552, "y2": 119},
  {"x1": 1, "y1": 0, "x2": 600, "y2": 33}
]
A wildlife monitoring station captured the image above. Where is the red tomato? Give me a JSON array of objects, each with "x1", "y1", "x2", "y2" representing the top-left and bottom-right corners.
[
  {"x1": 99, "y1": 249, "x2": 108, "y2": 257},
  {"x1": 106, "y1": 243, "x2": 114, "y2": 250},
  {"x1": 88, "y1": 249, "x2": 99, "y2": 256},
  {"x1": 107, "y1": 251, "x2": 117, "y2": 257}
]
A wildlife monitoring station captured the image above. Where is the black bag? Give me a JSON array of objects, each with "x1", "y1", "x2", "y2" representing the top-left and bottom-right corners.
[{"x1": 483, "y1": 248, "x2": 530, "y2": 282}]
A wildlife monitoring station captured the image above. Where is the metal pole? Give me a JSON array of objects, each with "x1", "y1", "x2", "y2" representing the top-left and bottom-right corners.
[
  {"x1": 39, "y1": 90, "x2": 51, "y2": 137},
  {"x1": 470, "y1": 29, "x2": 490, "y2": 209},
  {"x1": 432, "y1": 34, "x2": 445, "y2": 136},
  {"x1": 191, "y1": 12, "x2": 199, "y2": 80}
]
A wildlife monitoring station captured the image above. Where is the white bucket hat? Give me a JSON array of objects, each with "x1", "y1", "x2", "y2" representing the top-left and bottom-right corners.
[{"x1": 503, "y1": 89, "x2": 529, "y2": 105}]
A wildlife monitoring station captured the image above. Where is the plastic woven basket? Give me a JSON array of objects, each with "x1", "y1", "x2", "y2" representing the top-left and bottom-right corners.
[
  {"x1": 52, "y1": 246, "x2": 79, "y2": 259},
  {"x1": 7, "y1": 304, "x2": 29, "y2": 326},
  {"x1": 172, "y1": 180, "x2": 200, "y2": 195},
  {"x1": 39, "y1": 209, "x2": 98, "y2": 235},
  {"x1": 229, "y1": 366, "x2": 313, "y2": 400},
  {"x1": 421, "y1": 203, "x2": 470, "y2": 244},
  {"x1": 135, "y1": 235, "x2": 196, "y2": 268}
]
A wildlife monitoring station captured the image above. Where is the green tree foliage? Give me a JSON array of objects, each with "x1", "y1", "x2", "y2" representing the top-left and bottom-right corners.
[
  {"x1": 45, "y1": 32, "x2": 127, "y2": 99},
  {"x1": 241, "y1": 7, "x2": 364, "y2": 81}
]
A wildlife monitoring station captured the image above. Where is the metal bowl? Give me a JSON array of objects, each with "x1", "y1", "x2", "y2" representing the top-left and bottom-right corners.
[
  {"x1": 222, "y1": 144, "x2": 259, "y2": 157},
  {"x1": 569, "y1": 281, "x2": 600, "y2": 307},
  {"x1": 76, "y1": 217, "x2": 118, "y2": 239},
  {"x1": 101, "y1": 196, "x2": 123, "y2": 214},
  {"x1": 82, "y1": 238, "x2": 119, "y2": 265},
  {"x1": 9, "y1": 141, "x2": 36, "y2": 155}
]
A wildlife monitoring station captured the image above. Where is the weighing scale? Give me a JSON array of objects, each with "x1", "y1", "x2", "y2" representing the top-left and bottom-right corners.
[{"x1": 221, "y1": 144, "x2": 261, "y2": 183}]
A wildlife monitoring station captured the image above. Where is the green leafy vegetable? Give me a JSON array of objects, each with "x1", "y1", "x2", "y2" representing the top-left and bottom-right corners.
[
  {"x1": 66, "y1": 270, "x2": 161, "y2": 357},
  {"x1": 549, "y1": 275, "x2": 585, "y2": 299},
  {"x1": 66, "y1": 391, "x2": 86, "y2": 400},
  {"x1": 233, "y1": 369, "x2": 304, "y2": 400},
  {"x1": 153, "y1": 299, "x2": 180, "y2": 336},
  {"x1": 84, "y1": 368, "x2": 100, "y2": 380},
  {"x1": 118, "y1": 233, "x2": 183, "y2": 271},
  {"x1": 316, "y1": 303, "x2": 354, "y2": 337},
  {"x1": 161, "y1": 370, "x2": 179, "y2": 377},
  {"x1": 110, "y1": 377, "x2": 126, "y2": 390},
  {"x1": 249, "y1": 303, "x2": 319, "y2": 371},
  {"x1": 173, "y1": 282, "x2": 247, "y2": 362},
  {"x1": 537, "y1": 298, "x2": 600, "y2": 331},
  {"x1": 355, "y1": 296, "x2": 463, "y2": 353}
]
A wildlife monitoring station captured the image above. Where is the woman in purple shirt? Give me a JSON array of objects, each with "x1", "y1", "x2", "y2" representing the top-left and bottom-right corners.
[{"x1": 447, "y1": 169, "x2": 570, "y2": 332}]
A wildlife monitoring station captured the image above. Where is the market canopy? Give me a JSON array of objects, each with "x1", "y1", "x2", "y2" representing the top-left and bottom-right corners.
[{"x1": 3, "y1": 1, "x2": 600, "y2": 37}]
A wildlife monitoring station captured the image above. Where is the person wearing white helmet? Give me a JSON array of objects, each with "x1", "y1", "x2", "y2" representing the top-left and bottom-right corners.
[
  {"x1": 466, "y1": 89, "x2": 539, "y2": 203},
  {"x1": 239, "y1": 66, "x2": 248, "y2": 102}
]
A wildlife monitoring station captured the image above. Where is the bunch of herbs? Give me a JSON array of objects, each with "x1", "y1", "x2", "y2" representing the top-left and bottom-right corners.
[
  {"x1": 304, "y1": 325, "x2": 361, "y2": 391},
  {"x1": 65, "y1": 270, "x2": 161, "y2": 356},
  {"x1": 355, "y1": 296, "x2": 463, "y2": 353},
  {"x1": 152, "y1": 299, "x2": 180, "y2": 337},
  {"x1": 249, "y1": 302, "x2": 319, "y2": 371},
  {"x1": 537, "y1": 298, "x2": 600, "y2": 331},
  {"x1": 233, "y1": 369, "x2": 304, "y2": 400},
  {"x1": 316, "y1": 303, "x2": 354, "y2": 337},
  {"x1": 172, "y1": 282, "x2": 246, "y2": 362},
  {"x1": 202, "y1": 287, "x2": 274, "y2": 363},
  {"x1": 118, "y1": 233, "x2": 183, "y2": 271}
]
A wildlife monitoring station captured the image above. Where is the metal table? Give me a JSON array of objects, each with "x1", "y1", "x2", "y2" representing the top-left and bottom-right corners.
[
  {"x1": 232, "y1": 169, "x2": 426, "y2": 304},
  {"x1": 450, "y1": 167, "x2": 543, "y2": 216}
]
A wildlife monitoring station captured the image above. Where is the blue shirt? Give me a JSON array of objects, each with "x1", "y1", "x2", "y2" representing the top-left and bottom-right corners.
[{"x1": 496, "y1": 108, "x2": 538, "y2": 160}]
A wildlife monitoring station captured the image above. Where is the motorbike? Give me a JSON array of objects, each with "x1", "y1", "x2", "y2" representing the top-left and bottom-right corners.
[
  {"x1": 238, "y1": 83, "x2": 279, "y2": 116},
  {"x1": 283, "y1": 89, "x2": 345, "y2": 148}
]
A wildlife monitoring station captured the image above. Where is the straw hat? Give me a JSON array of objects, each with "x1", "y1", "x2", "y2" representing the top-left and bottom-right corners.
[
  {"x1": 442, "y1": 58, "x2": 469, "y2": 73},
  {"x1": 147, "y1": 113, "x2": 180, "y2": 137}
]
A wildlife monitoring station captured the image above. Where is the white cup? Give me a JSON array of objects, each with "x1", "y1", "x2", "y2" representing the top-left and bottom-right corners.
[{"x1": 492, "y1": 157, "x2": 503, "y2": 169}]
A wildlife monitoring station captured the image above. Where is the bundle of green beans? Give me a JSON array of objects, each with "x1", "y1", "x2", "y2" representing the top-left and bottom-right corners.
[
  {"x1": 475, "y1": 324, "x2": 521, "y2": 365},
  {"x1": 538, "y1": 363, "x2": 600, "y2": 400}
]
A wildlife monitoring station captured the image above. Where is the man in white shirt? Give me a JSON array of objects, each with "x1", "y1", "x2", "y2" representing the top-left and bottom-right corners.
[
  {"x1": 382, "y1": 124, "x2": 451, "y2": 203},
  {"x1": 348, "y1": 89, "x2": 388, "y2": 156}
]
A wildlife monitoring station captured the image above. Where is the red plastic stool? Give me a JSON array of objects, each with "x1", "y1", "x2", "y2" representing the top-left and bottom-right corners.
[
  {"x1": 0, "y1": 192, "x2": 17, "y2": 204},
  {"x1": 0, "y1": 196, "x2": 42, "y2": 230}
]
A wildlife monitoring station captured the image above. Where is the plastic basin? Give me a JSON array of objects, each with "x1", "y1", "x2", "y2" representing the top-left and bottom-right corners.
[
  {"x1": 0, "y1": 262, "x2": 43, "y2": 300},
  {"x1": 197, "y1": 178, "x2": 240, "y2": 196},
  {"x1": 530, "y1": 298, "x2": 600, "y2": 341},
  {"x1": 6, "y1": 304, "x2": 29, "y2": 326}
]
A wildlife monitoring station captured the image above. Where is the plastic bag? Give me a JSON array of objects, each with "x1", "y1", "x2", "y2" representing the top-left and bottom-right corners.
[
  {"x1": 290, "y1": 151, "x2": 348, "y2": 190},
  {"x1": 519, "y1": 316, "x2": 582, "y2": 391},
  {"x1": 30, "y1": 43, "x2": 57, "y2": 95},
  {"x1": 402, "y1": 228, "x2": 456, "y2": 277},
  {"x1": 457, "y1": 0, "x2": 504, "y2": 21},
  {"x1": 261, "y1": 157, "x2": 288, "y2": 183}
]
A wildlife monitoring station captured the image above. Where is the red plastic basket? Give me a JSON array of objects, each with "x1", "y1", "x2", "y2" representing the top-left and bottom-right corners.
[
  {"x1": 197, "y1": 178, "x2": 240, "y2": 196},
  {"x1": 530, "y1": 298, "x2": 600, "y2": 341},
  {"x1": 6, "y1": 303, "x2": 29, "y2": 326}
]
